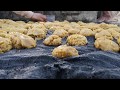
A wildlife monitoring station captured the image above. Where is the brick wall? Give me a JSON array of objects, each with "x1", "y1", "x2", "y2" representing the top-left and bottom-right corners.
[{"x1": 0, "y1": 11, "x2": 98, "y2": 22}]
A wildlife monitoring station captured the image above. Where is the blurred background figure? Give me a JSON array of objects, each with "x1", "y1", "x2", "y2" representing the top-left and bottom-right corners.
[
  {"x1": 1, "y1": 11, "x2": 120, "y2": 25},
  {"x1": 13, "y1": 11, "x2": 46, "y2": 22},
  {"x1": 97, "y1": 11, "x2": 120, "y2": 24}
]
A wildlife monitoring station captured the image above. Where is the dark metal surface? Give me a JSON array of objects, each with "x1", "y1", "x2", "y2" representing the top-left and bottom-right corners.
[
  {"x1": 0, "y1": 20, "x2": 120, "y2": 79},
  {"x1": 0, "y1": 33, "x2": 120, "y2": 79}
]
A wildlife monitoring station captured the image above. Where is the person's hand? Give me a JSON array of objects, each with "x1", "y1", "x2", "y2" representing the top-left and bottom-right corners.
[{"x1": 31, "y1": 13, "x2": 46, "y2": 22}]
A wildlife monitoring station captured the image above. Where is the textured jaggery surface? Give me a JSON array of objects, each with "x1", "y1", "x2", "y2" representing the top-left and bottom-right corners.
[
  {"x1": 0, "y1": 17, "x2": 120, "y2": 78},
  {"x1": 0, "y1": 37, "x2": 120, "y2": 79}
]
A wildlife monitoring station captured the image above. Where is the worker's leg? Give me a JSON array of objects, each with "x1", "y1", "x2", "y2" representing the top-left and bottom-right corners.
[
  {"x1": 106, "y1": 11, "x2": 120, "y2": 22},
  {"x1": 97, "y1": 11, "x2": 120, "y2": 25},
  {"x1": 97, "y1": 11, "x2": 112, "y2": 22}
]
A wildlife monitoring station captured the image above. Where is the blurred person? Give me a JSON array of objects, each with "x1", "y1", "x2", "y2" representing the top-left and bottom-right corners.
[
  {"x1": 13, "y1": 11, "x2": 46, "y2": 22},
  {"x1": 98, "y1": 11, "x2": 120, "y2": 24}
]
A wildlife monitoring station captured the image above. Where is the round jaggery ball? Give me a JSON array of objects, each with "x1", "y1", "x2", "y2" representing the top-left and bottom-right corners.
[
  {"x1": 53, "y1": 29, "x2": 69, "y2": 38},
  {"x1": 0, "y1": 37, "x2": 12, "y2": 53},
  {"x1": 92, "y1": 28, "x2": 104, "y2": 34},
  {"x1": 62, "y1": 20, "x2": 70, "y2": 24},
  {"x1": 117, "y1": 37, "x2": 120, "y2": 46},
  {"x1": 0, "y1": 30, "x2": 7, "y2": 33},
  {"x1": 67, "y1": 34, "x2": 88, "y2": 46},
  {"x1": 99, "y1": 23, "x2": 110, "y2": 29},
  {"x1": 44, "y1": 22, "x2": 53, "y2": 29},
  {"x1": 0, "y1": 33, "x2": 12, "y2": 41},
  {"x1": 1, "y1": 25, "x2": 28, "y2": 34},
  {"x1": 107, "y1": 24, "x2": 119, "y2": 29},
  {"x1": 9, "y1": 32, "x2": 36, "y2": 49},
  {"x1": 63, "y1": 24, "x2": 73, "y2": 31},
  {"x1": 67, "y1": 28, "x2": 81, "y2": 35},
  {"x1": 70, "y1": 22, "x2": 80, "y2": 28},
  {"x1": 27, "y1": 28, "x2": 46, "y2": 40},
  {"x1": 77, "y1": 21, "x2": 87, "y2": 26},
  {"x1": 94, "y1": 38, "x2": 119, "y2": 52},
  {"x1": 95, "y1": 30, "x2": 113, "y2": 40},
  {"x1": 49, "y1": 26, "x2": 63, "y2": 32},
  {"x1": 16, "y1": 21, "x2": 26, "y2": 25},
  {"x1": 52, "y1": 45, "x2": 79, "y2": 59},
  {"x1": 113, "y1": 27, "x2": 120, "y2": 33},
  {"x1": 43, "y1": 35, "x2": 62, "y2": 46},
  {"x1": 80, "y1": 28, "x2": 95, "y2": 36},
  {"x1": 107, "y1": 28, "x2": 120, "y2": 39},
  {"x1": 86, "y1": 23, "x2": 100, "y2": 30}
]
